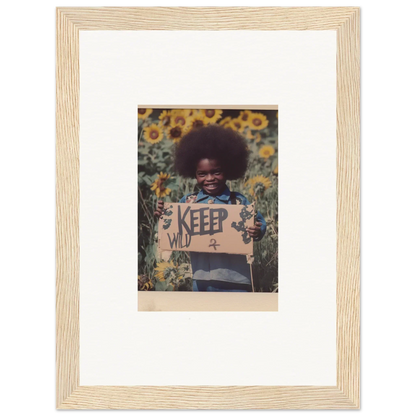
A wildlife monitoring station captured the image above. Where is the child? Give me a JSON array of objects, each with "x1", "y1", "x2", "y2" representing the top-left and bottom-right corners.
[{"x1": 154, "y1": 124, "x2": 267, "y2": 292}]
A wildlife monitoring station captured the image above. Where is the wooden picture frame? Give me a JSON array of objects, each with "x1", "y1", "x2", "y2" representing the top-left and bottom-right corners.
[{"x1": 56, "y1": 7, "x2": 360, "y2": 409}]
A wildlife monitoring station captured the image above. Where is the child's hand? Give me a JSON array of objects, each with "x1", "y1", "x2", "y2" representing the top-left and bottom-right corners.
[
  {"x1": 154, "y1": 200, "x2": 164, "y2": 218},
  {"x1": 247, "y1": 221, "x2": 262, "y2": 239}
]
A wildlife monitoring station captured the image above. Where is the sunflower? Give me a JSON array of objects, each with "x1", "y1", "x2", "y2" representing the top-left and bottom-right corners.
[
  {"x1": 200, "y1": 109, "x2": 223, "y2": 124},
  {"x1": 186, "y1": 114, "x2": 207, "y2": 132},
  {"x1": 245, "y1": 175, "x2": 272, "y2": 198},
  {"x1": 155, "y1": 261, "x2": 175, "y2": 281},
  {"x1": 172, "y1": 109, "x2": 193, "y2": 116},
  {"x1": 219, "y1": 116, "x2": 232, "y2": 127},
  {"x1": 246, "y1": 130, "x2": 254, "y2": 140},
  {"x1": 138, "y1": 275, "x2": 154, "y2": 291},
  {"x1": 166, "y1": 122, "x2": 185, "y2": 143},
  {"x1": 137, "y1": 108, "x2": 153, "y2": 119},
  {"x1": 273, "y1": 164, "x2": 278, "y2": 175},
  {"x1": 229, "y1": 118, "x2": 245, "y2": 132},
  {"x1": 150, "y1": 172, "x2": 172, "y2": 198},
  {"x1": 259, "y1": 145, "x2": 275, "y2": 159},
  {"x1": 158, "y1": 110, "x2": 172, "y2": 128},
  {"x1": 248, "y1": 112, "x2": 268, "y2": 130},
  {"x1": 246, "y1": 130, "x2": 262, "y2": 143},
  {"x1": 238, "y1": 110, "x2": 253, "y2": 126},
  {"x1": 276, "y1": 110, "x2": 279, "y2": 119},
  {"x1": 143, "y1": 124, "x2": 164, "y2": 144},
  {"x1": 178, "y1": 108, "x2": 201, "y2": 117},
  {"x1": 155, "y1": 261, "x2": 183, "y2": 283},
  {"x1": 170, "y1": 109, "x2": 190, "y2": 128}
]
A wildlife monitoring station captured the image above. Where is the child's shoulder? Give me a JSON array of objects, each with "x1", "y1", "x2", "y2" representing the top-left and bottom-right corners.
[{"x1": 229, "y1": 191, "x2": 251, "y2": 205}]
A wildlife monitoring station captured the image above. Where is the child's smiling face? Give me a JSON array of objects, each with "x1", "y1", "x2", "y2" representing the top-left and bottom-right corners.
[{"x1": 195, "y1": 158, "x2": 226, "y2": 196}]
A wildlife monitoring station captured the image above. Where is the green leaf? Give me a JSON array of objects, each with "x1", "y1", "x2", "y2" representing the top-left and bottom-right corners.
[
  {"x1": 168, "y1": 182, "x2": 179, "y2": 191},
  {"x1": 155, "y1": 281, "x2": 168, "y2": 291},
  {"x1": 156, "y1": 163, "x2": 167, "y2": 170},
  {"x1": 143, "y1": 176, "x2": 153, "y2": 186}
]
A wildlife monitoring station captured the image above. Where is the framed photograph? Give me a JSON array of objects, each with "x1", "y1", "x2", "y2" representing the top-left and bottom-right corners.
[
  {"x1": 137, "y1": 106, "x2": 279, "y2": 311},
  {"x1": 56, "y1": 7, "x2": 360, "y2": 409}
]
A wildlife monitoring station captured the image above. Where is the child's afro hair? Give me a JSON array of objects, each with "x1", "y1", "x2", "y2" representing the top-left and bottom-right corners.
[{"x1": 174, "y1": 124, "x2": 249, "y2": 180}]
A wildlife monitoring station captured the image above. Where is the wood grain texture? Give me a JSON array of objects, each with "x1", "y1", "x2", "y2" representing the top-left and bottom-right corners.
[
  {"x1": 336, "y1": 8, "x2": 361, "y2": 407},
  {"x1": 56, "y1": 8, "x2": 80, "y2": 407},
  {"x1": 59, "y1": 386, "x2": 356, "y2": 410},
  {"x1": 58, "y1": 7, "x2": 356, "y2": 31},
  {"x1": 56, "y1": 6, "x2": 360, "y2": 409}
]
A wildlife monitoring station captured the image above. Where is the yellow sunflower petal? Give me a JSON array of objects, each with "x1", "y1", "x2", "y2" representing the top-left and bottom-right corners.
[
  {"x1": 171, "y1": 109, "x2": 192, "y2": 117},
  {"x1": 229, "y1": 118, "x2": 245, "y2": 132},
  {"x1": 186, "y1": 114, "x2": 207, "y2": 132},
  {"x1": 273, "y1": 164, "x2": 278, "y2": 175},
  {"x1": 246, "y1": 130, "x2": 254, "y2": 140},
  {"x1": 150, "y1": 172, "x2": 171, "y2": 198},
  {"x1": 238, "y1": 110, "x2": 253, "y2": 126},
  {"x1": 155, "y1": 261, "x2": 178, "y2": 281},
  {"x1": 137, "y1": 108, "x2": 153, "y2": 119},
  {"x1": 166, "y1": 122, "x2": 186, "y2": 143},
  {"x1": 219, "y1": 116, "x2": 232, "y2": 127},
  {"x1": 259, "y1": 145, "x2": 275, "y2": 159},
  {"x1": 158, "y1": 110, "x2": 172, "y2": 128},
  {"x1": 170, "y1": 109, "x2": 192, "y2": 128},
  {"x1": 200, "y1": 109, "x2": 223, "y2": 124},
  {"x1": 247, "y1": 112, "x2": 268, "y2": 130},
  {"x1": 245, "y1": 175, "x2": 272, "y2": 198},
  {"x1": 143, "y1": 124, "x2": 164, "y2": 144}
]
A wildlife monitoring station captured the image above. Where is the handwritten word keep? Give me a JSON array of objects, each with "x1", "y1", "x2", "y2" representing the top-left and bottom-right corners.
[{"x1": 177, "y1": 206, "x2": 228, "y2": 237}]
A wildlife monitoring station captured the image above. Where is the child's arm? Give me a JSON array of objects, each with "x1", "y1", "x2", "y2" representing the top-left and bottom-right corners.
[
  {"x1": 247, "y1": 212, "x2": 267, "y2": 241},
  {"x1": 247, "y1": 221, "x2": 262, "y2": 239}
]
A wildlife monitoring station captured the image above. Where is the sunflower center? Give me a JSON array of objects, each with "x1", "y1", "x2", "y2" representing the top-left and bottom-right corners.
[
  {"x1": 193, "y1": 120, "x2": 204, "y2": 128},
  {"x1": 205, "y1": 110, "x2": 215, "y2": 118},
  {"x1": 150, "y1": 130, "x2": 159, "y2": 140},
  {"x1": 253, "y1": 118, "x2": 261, "y2": 126},
  {"x1": 170, "y1": 127, "x2": 182, "y2": 138},
  {"x1": 156, "y1": 177, "x2": 167, "y2": 187},
  {"x1": 242, "y1": 113, "x2": 249, "y2": 121},
  {"x1": 175, "y1": 116, "x2": 186, "y2": 126},
  {"x1": 138, "y1": 109, "x2": 147, "y2": 115},
  {"x1": 234, "y1": 121, "x2": 241, "y2": 129}
]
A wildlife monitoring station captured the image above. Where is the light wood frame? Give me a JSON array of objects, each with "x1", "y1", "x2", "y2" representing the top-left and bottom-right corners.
[{"x1": 56, "y1": 7, "x2": 360, "y2": 409}]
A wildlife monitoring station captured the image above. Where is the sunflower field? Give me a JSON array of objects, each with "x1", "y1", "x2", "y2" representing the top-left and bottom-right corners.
[{"x1": 138, "y1": 108, "x2": 278, "y2": 292}]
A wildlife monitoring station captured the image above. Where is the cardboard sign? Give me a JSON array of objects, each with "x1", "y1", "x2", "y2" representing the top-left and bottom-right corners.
[{"x1": 158, "y1": 202, "x2": 255, "y2": 255}]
